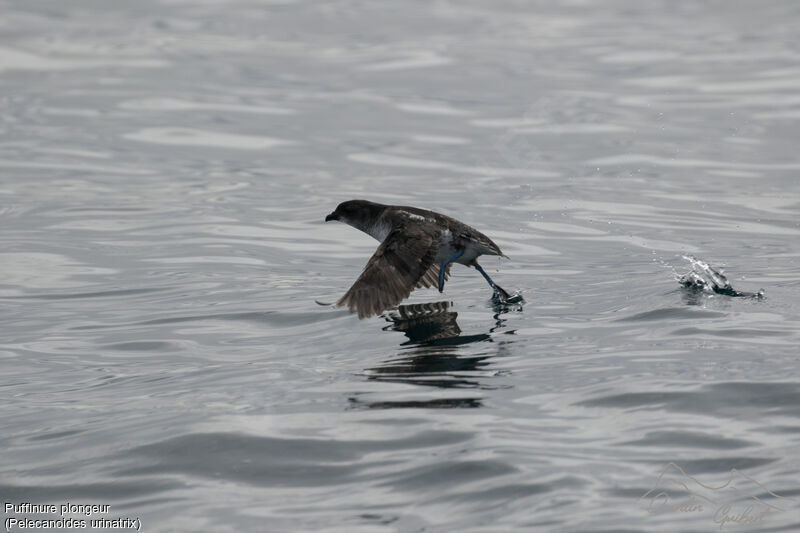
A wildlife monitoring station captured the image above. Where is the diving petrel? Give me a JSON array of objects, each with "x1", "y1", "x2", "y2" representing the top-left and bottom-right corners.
[{"x1": 324, "y1": 199, "x2": 513, "y2": 319}]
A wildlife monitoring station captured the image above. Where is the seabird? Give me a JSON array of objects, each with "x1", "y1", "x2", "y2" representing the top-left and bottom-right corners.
[{"x1": 324, "y1": 199, "x2": 513, "y2": 319}]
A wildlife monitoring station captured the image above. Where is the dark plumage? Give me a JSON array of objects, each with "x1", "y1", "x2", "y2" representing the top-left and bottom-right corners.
[{"x1": 325, "y1": 199, "x2": 512, "y2": 319}]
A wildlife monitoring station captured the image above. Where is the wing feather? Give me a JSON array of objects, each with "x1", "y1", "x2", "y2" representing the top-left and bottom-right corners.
[
  {"x1": 415, "y1": 263, "x2": 451, "y2": 289},
  {"x1": 337, "y1": 224, "x2": 440, "y2": 319}
]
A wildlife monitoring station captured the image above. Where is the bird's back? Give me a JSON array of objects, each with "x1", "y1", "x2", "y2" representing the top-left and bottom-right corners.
[{"x1": 385, "y1": 205, "x2": 505, "y2": 258}]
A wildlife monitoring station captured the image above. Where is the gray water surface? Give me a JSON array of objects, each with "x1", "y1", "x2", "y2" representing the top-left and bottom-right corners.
[{"x1": 2, "y1": 1, "x2": 800, "y2": 531}]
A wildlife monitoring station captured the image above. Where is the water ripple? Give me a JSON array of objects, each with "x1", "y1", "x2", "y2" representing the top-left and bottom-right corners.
[{"x1": 2, "y1": 0, "x2": 800, "y2": 531}]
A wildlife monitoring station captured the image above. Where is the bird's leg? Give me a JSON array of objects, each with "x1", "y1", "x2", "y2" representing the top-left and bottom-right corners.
[
  {"x1": 473, "y1": 261, "x2": 512, "y2": 300},
  {"x1": 438, "y1": 249, "x2": 464, "y2": 292}
]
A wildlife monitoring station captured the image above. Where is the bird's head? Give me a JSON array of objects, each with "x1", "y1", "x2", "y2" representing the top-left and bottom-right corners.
[{"x1": 325, "y1": 199, "x2": 385, "y2": 230}]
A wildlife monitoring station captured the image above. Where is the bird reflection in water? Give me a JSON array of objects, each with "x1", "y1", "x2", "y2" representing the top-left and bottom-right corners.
[
  {"x1": 349, "y1": 300, "x2": 515, "y2": 410},
  {"x1": 387, "y1": 301, "x2": 470, "y2": 344}
]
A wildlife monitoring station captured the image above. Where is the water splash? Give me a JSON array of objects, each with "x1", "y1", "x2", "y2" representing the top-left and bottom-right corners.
[
  {"x1": 679, "y1": 256, "x2": 764, "y2": 299},
  {"x1": 493, "y1": 289, "x2": 525, "y2": 305}
]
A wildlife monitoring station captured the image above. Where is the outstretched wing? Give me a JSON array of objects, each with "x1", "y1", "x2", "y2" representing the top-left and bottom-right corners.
[{"x1": 337, "y1": 224, "x2": 440, "y2": 319}]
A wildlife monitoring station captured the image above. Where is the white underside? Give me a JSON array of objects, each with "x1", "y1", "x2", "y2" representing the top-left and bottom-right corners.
[{"x1": 366, "y1": 221, "x2": 392, "y2": 242}]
